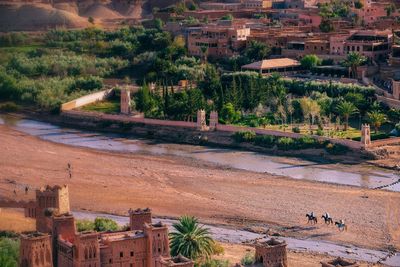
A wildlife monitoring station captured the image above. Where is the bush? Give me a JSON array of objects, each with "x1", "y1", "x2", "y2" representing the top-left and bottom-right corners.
[
  {"x1": 292, "y1": 127, "x2": 300, "y2": 133},
  {"x1": 233, "y1": 131, "x2": 256, "y2": 143},
  {"x1": 296, "y1": 135, "x2": 318, "y2": 149},
  {"x1": 0, "y1": 238, "x2": 19, "y2": 267},
  {"x1": 325, "y1": 143, "x2": 348, "y2": 155},
  {"x1": 316, "y1": 129, "x2": 324, "y2": 136},
  {"x1": 0, "y1": 102, "x2": 19, "y2": 112},
  {"x1": 277, "y1": 137, "x2": 295, "y2": 150},
  {"x1": 254, "y1": 135, "x2": 276, "y2": 147},
  {"x1": 201, "y1": 259, "x2": 230, "y2": 267},
  {"x1": 212, "y1": 242, "x2": 225, "y2": 256},
  {"x1": 76, "y1": 219, "x2": 95, "y2": 232},
  {"x1": 241, "y1": 252, "x2": 255, "y2": 266},
  {"x1": 94, "y1": 217, "x2": 119, "y2": 232}
]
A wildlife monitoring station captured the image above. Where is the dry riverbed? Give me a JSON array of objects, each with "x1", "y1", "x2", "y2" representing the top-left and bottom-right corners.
[{"x1": 0, "y1": 124, "x2": 399, "y2": 255}]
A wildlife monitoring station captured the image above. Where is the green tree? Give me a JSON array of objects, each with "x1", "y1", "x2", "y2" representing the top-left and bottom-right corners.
[
  {"x1": 367, "y1": 111, "x2": 386, "y2": 133},
  {"x1": 244, "y1": 40, "x2": 270, "y2": 62},
  {"x1": 221, "y1": 14, "x2": 233, "y2": 21},
  {"x1": 319, "y1": 19, "x2": 334, "y2": 32},
  {"x1": 220, "y1": 102, "x2": 240, "y2": 124},
  {"x1": 0, "y1": 238, "x2": 19, "y2": 267},
  {"x1": 88, "y1": 16, "x2": 95, "y2": 24},
  {"x1": 300, "y1": 55, "x2": 322, "y2": 70},
  {"x1": 94, "y1": 217, "x2": 119, "y2": 232},
  {"x1": 76, "y1": 219, "x2": 95, "y2": 232},
  {"x1": 343, "y1": 52, "x2": 367, "y2": 79},
  {"x1": 299, "y1": 97, "x2": 321, "y2": 130},
  {"x1": 354, "y1": 1, "x2": 363, "y2": 9},
  {"x1": 336, "y1": 101, "x2": 358, "y2": 131},
  {"x1": 170, "y1": 216, "x2": 215, "y2": 260}
]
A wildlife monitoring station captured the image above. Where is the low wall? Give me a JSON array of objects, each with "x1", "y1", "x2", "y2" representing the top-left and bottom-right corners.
[
  {"x1": 61, "y1": 89, "x2": 114, "y2": 111},
  {"x1": 63, "y1": 110, "x2": 197, "y2": 129},
  {"x1": 216, "y1": 124, "x2": 362, "y2": 150},
  {"x1": 376, "y1": 95, "x2": 400, "y2": 109}
]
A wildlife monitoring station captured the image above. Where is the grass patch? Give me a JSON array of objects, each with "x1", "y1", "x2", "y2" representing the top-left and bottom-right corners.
[
  {"x1": 0, "y1": 102, "x2": 19, "y2": 112},
  {"x1": 81, "y1": 100, "x2": 120, "y2": 114}
]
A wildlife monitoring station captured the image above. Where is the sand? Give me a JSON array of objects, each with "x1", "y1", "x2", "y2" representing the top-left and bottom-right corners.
[
  {"x1": 0, "y1": 3, "x2": 89, "y2": 31},
  {"x1": 0, "y1": 124, "x2": 399, "y2": 252}
]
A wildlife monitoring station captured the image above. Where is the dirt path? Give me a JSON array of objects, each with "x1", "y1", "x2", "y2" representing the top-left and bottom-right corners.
[{"x1": 0, "y1": 124, "x2": 399, "y2": 252}]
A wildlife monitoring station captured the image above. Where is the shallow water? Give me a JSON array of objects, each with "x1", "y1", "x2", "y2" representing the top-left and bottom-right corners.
[
  {"x1": 73, "y1": 211, "x2": 400, "y2": 266},
  {"x1": 1, "y1": 114, "x2": 399, "y2": 191}
]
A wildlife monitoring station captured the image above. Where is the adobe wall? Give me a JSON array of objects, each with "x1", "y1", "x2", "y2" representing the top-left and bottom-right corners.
[
  {"x1": 20, "y1": 233, "x2": 53, "y2": 267},
  {"x1": 61, "y1": 89, "x2": 114, "y2": 111}
]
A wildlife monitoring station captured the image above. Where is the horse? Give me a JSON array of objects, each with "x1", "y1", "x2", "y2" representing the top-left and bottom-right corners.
[
  {"x1": 335, "y1": 220, "x2": 347, "y2": 231},
  {"x1": 306, "y1": 212, "x2": 318, "y2": 224},
  {"x1": 321, "y1": 212, "x2": 333, "y2": 225}
]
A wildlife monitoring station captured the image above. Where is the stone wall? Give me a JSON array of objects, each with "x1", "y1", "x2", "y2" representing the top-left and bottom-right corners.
[{"x1": 61, "y1": 89, "x2": 114, "y2": 111}]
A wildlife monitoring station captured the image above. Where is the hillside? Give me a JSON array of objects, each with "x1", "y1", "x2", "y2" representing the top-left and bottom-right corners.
[{"x1": 0, "y1": 0, "x2": 183, "y2": 31}]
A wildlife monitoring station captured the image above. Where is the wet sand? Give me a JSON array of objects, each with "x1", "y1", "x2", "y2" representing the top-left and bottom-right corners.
[{"x1": 0, "y1": 124, "x2": 399, "y2": 253}]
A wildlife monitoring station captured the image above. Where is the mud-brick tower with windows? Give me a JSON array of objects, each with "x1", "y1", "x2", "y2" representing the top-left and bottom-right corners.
[
  {"x1": 255, "y1": 239, "x2": 288, "y2": 267},
  {"x1": 19, "y1": 232, "x2": 53, "y2": 267},
  {"x1": 129, "y1": 208, "x2": 152, "y2": 231}
]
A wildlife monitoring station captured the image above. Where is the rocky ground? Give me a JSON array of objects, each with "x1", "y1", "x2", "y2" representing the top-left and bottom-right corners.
[{"x1": 0, "y1": 124, "x2": 399, "y2": 254}]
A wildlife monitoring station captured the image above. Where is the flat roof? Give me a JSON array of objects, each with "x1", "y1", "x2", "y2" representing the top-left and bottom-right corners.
[{"x1": 242, "y1": 58, "x2": 300, "y2": 70}]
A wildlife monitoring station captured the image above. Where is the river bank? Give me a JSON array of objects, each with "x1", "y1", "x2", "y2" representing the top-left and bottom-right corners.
[
  {"x1": 14, "y1": 110, "x2": 379, "y2": 164},
  {"x1": 0, "y1": 120, "x2": 399, "y2": 255},
  {"x1": 1, "y1": 112, "x2": 399, "y2": 191}
]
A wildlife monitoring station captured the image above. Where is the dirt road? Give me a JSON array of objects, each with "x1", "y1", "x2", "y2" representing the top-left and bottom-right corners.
[{"x1": 0, "y1": 124, "x2": 399, "y2": 252}]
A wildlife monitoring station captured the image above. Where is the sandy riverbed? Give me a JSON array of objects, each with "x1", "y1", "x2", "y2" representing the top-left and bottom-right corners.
[{"x1": 0, "y1": 124, "x2": 399, "y2": 253}]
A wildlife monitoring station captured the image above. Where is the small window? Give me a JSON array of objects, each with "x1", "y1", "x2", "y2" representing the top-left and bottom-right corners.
[
  {"x1": 109, "y1": 259, "x2": 112, "y2": 263},
  {"x1": 120, "y1": 252, "x2": 124, "y2": 258},
  {"x1": 131, "y1": 251, "x2": 134, "y2": 257}
]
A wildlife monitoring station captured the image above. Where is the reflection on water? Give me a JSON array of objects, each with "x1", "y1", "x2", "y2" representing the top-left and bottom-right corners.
[{"x1": 1, "y1": 114, "x2": 399, "y2": 191}]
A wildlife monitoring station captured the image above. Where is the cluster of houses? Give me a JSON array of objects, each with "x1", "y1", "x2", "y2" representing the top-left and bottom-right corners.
[{"x1": 156, "y1": 0, "x2": 400, "y2": 107}]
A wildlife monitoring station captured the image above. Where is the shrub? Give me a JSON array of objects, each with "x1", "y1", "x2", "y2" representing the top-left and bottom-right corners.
[
  {"x1": 201, "y1": 259, "x2": 230, "y2": 267},
  {"x1": 277, "y1": 137, "x2": 295, "y2": 150},
  {"x1": 325, "y1": 143, "x2": 348, "y2": 155},
  {"x1": 316, "y1": 129, "x2": 324, "y2": 136},
  {"x1": 296, "y1": 135, "x2": 317, "y2": 149},
  {"x1": 94, "y1": 217, "x2": 119, "y2": 232},
  {"x1": 0, "y1": 237, "x2": 19, "y2": 267},
  {"x1": 233, "y1": 131, "x2": 256, "y2": 143},
  {"x1": 254, "y1": 135, "x2": 276, "y2": 147},
  {"x1": 211, "y1": 242, "x2": 225, "y2": 256},
  {"x1": 0, "y1": 102, "x2": 19, "y2": 112},
  {"x1": 292, "y1": 127, "x2": 300, "y2": 133},
  {"x1": 241, "y1": 252, "x2": 255, "y2": 266},
  {"x1": 76, "y1": 219, "x2": 95, "y2": 232}
]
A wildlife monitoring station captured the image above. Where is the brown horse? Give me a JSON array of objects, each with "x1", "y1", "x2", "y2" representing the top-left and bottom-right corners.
[
  {"x1": 321, "y1": 213, "x2": 334, "y2": 225},
  {"x1": 306, "y1": 213, "x2": 318, "y2": 224}
]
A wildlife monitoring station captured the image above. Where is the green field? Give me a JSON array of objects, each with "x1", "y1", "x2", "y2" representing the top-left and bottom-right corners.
[{"x1": 81, "y1": 100, "x2": 120, "y2": 114}]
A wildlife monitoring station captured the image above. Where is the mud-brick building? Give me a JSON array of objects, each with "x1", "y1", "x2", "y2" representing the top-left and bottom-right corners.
[
  {"x1": 18, "y1": 184, "x2": 194, "y2": 267},
  {"x1": 20, "y1": 232, "x2": 53, "y2": 267},
  {"x1": 255, "y1": 239, "x2": 288, "y2": 267}
]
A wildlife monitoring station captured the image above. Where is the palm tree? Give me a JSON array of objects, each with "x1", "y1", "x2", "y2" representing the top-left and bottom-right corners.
[
  {"x1": 367, "y1": 111, "x2": 386, "y2": 133},
  {"x1": 344, "y1": 52, "x2": 367, "y2": 79},
  {"x1": 336, "y1": 101, "x2": 358, "y2": 131},
  {"x1": 170, "y1": 216, "x2": 215, "y2": 260}
]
